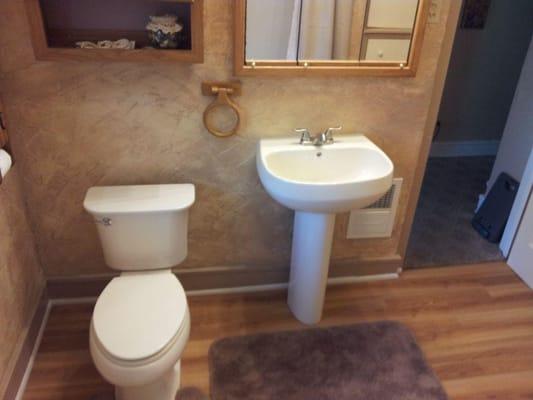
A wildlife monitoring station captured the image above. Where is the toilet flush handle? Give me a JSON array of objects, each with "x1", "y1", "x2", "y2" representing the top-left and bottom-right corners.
[{"x1": 95, "y1": 217, "x2": 112, "y2": 227}]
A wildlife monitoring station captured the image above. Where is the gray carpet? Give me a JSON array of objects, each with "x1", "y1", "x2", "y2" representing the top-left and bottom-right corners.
[
  {"x1": 406, "y1": 156, "x2": 504, "y2": 268},
  {"x1": 209, "y1": 321, "x2": 448, "y2": 400}
]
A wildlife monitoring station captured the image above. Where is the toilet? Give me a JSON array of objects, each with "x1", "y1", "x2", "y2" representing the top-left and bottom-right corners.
[{"x1": 83, "y1": 184, "x2": 195, "y2": 400}]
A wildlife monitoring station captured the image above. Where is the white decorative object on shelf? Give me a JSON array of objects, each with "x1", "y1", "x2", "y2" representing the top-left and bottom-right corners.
[
  {"x1": 146, "y1": 15, "x2": 183, "y2": 49},
  {"x1": 76, "y1": 39, "x2": 136, "y2": 50}
]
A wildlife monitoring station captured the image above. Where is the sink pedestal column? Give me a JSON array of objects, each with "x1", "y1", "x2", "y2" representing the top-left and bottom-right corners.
[{"x1": 288, "y1": 211, "x2": 336, "y2": 325}]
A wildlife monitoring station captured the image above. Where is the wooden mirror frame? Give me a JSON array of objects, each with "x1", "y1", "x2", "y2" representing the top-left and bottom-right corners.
[{"x1": 234, "y1": 0, "x2": 430, "y2": 77}]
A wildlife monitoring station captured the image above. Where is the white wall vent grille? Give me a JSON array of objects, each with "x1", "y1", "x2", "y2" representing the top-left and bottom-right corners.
[
  {"x1": 365, "y1": 184, "x2": 396, "y2": 209},
  {"x1": 346, "y1": 178, "x2": 403, "y2": 239}
]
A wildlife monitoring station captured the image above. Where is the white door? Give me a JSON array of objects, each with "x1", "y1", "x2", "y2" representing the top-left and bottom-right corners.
[
  {"x1": 508, "y1": 189, "x2": 533, "y2": 288},
  {"x1": 504, "y1": 148, "x2": 533, "y2": 287}
]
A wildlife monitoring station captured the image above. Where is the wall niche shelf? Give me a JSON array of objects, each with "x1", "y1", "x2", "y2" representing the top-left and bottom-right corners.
[{"x1": 24, "y1": 0, "x2": 204, "y2": 63}]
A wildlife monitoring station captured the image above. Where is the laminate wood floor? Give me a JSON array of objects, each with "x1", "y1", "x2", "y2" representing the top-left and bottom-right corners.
[{"x1": 23, "y1": 262, "x2": 533, "y2": 400}]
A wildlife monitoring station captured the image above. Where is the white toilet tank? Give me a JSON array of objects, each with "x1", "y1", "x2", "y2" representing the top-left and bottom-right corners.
[{"x1": 84, "y1": 184, "x2": 195, "y2": 271}]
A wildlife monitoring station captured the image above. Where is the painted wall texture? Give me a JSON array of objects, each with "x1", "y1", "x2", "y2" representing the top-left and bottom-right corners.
[
  {"x1": 0, "y1": 0, "x2": 453, "y2": 278},
  {"x1": 0, "y1": 170, "x2": 44, "y2": 397},
  {"x1": 437, "y1": 0, "x2": 533, "y2": 143},
  {"x1": 489, "y1": 38, "x2": 533, "y2": 188}
]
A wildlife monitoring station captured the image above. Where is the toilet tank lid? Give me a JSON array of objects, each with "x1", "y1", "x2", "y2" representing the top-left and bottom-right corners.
[{"x1": 84, "y1": 184, "x2": 195, "y2": 215}]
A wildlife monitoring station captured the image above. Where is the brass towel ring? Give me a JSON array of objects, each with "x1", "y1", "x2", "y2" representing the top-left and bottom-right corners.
[{"x1": 202, "y1": 81, "x2": 242, "y2": 138}]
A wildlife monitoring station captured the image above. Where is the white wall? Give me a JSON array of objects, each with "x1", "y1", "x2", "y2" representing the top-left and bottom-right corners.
[
  {"x1": 437, "y1": 0, "x2": 533, "y2": 142},
  {"x1": 501, "y1": 148, "x2": 533, "y2": 257},
  {"x1": 488, "y1": 37, "x2": 533, "y2": 189},
  {"x1": 507, "y1": 179, "x2": 533, "y2": 286},
  {"x1": 245, "y1": 0, "x2": 296, "y2": 60}
]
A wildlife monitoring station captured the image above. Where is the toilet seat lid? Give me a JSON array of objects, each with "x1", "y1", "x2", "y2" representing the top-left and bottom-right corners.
[{"x1": 93, "y1": 271, "x2": 187, "y2": 361}]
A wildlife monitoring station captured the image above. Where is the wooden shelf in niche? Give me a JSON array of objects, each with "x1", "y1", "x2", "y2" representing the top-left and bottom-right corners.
[{"x1": 24, "y1": 0, "x2": 204, "y2": 63}]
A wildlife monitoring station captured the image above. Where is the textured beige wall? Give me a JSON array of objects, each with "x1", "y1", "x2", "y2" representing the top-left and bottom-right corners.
[
  {"x1": 0, "y1": 170, "x2": 44, "y2": 397},
  {"x1": 0, "y1": 0, "x2": 452, "y2": 278}
]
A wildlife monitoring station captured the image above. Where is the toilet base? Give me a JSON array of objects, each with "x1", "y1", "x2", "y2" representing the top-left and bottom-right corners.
[{"x1": 115, "y1": 361, "x2": 181, "y2": 400}]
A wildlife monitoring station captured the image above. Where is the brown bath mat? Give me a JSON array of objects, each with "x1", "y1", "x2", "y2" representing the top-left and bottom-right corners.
[{"x1": 209, "y1": 321, "x2": 448, "y2": 400}]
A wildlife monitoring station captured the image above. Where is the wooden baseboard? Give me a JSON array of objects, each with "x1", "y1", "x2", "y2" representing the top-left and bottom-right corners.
[
  {"x1": 46, "y1": 256, "x2": 402, "y2": 299},
  {"x1": 331, "y1": 255, "x2": 402, "y2": 277},
  {"x1": 46, "y1": 275, "x2": 115, "y2": 300},
  {"x1": 3, "y1": 290, "x2": 49, "y2": 400}
]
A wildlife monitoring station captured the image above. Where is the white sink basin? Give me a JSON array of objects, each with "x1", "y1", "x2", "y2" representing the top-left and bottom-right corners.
[
  {"x1": 257, "y1": 135, "x2": 394, "y2": 213},
  {"x1": 256, "y1": 134, "x2": 394, "y2": 325}
]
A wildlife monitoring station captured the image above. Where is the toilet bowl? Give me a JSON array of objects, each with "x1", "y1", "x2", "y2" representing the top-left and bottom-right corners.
[{"x1": 84, "y1": 184, "x2": 195, "y2": 400}]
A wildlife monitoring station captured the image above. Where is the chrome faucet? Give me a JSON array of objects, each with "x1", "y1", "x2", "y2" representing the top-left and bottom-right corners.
[
  {"x1": 295, "y1": 126, "x2": 342, "y2": 146},
  {"x1": 295, "y1": 128, "x2": 312, "y2": 145}
]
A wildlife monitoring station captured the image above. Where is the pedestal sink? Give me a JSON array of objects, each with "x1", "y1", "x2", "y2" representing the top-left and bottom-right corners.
[{"x1": 257, "y1": 134, "x2": 394, "y2": 324}]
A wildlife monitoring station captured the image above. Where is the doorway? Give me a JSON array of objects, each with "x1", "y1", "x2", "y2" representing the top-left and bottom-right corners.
[{"x1": 406, "y1": 0, "x2": 533, "y2": 268}]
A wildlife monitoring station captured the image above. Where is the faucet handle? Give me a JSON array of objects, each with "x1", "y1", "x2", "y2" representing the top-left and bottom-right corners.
[
  {"x1": 323, "y1": 126, "x2": 342, "y2": 143},
  {"x1": 295, "y1": 128, "x2": 312, "y2": 144}
]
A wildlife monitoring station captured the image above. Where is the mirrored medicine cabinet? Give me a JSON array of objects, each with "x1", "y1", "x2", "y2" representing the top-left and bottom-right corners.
[{"x1": 234, "y1": 0, "x2": 430, "y2": 77}]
